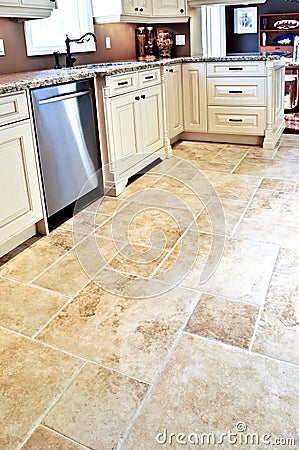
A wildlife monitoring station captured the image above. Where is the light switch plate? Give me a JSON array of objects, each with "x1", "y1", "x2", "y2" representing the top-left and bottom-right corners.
[
  {"x1": 0, "y1": 39, "x2": 5, "y2": 56},
  {"x1": 105, "y1": 36, "x2": 111, "y2": 49},
  {"x1": 176, "y1": 35, "x2": 185, "y2": 46}
]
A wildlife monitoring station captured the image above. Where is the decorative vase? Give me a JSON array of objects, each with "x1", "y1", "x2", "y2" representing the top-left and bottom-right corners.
[
  {"x1": 136, "y1": 27, "x2": 146, "y2": 61},
  {"x1": 156, "y1": 30, "x2": 174, "y2": 59},
  {"x1": 144, "y1": 27, "x2": 156, "y2": 60}
]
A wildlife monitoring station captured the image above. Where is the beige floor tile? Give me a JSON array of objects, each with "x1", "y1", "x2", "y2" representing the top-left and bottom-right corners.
[
  {"x1": 200, "y1": 171, "x2": 261, "y2": 201},
  {"x1": 43, "y1": 363, "x2": 148, "y2": 449},
  {"x1": 172, "y1": 142, "x2": 223, "y2": 162},
  {"x1": 259, "y1": 177, "x2": 296, "y2": 193},
  {"x1": 185, "y1": 294, "x2": 259, "y2": 349},
  {"x1": 275, "y1": 145, "x2": 299, "y2": 161},
  {"x1": 58, "y1": 210, "x2": 109, "y2": 234},
  {"x1": 274, "y1": 247, "x2": 299, "y2": 274},
  {"x1": 244, "y1": 190, "x2": 299, "y2": 227},
  {"x1": 245, "y1": 147, "x2": 277, "y2": 159},
  {"x1": 0, "y1": 328, "x2": 82, "y2": 450},
  {"x1": 0, "y1": 277, "x2": 69, "y2": 336},
  {"x1": 122, "y1": 333, "x2": 299, "y2": 450},
  {"x1": 234, "y1": 157, "x2": 299, "y2": 179},
  {"x1": 234, "y1": 218, "x2": 299, "y2": 248},
  {"x1": 37, "y1": 282, "x2": 199, "y2": 382},
  {"x1": 118, "y1": 173, "x2": 161, "y2": 199},
  {"x1": 186, "y1": 158, "x2": 237, "y2": 173},
  {"x1": 0, "y1": 229, "x2": 76, "y2": 283},
  {"x1": 210, "y1": 148, "x2": 247, "y2": 165},
  {"x1": 22, "y1": 427, "x2": 87, "y2": 449},
  {"x1": 33, "y1": 248, "x2": 91, "y2": 297},
  {"x1": 196, "y1": 197, "x2": 247, "y2": 236},
  {"x1": 182, "y1": 237, "x2": 278, "y2": 305},
  {"x1": 252, "y1": 273, "x2": 299, "y2": 365}
]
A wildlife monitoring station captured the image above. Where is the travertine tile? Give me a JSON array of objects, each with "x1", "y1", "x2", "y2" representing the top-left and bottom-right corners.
[
  {"x1": 234, "y1": 157, "x2": 299, "y2": 179},
  {"x1": 0, "y1": 277, "x2": 69, "y2": 336},
  {"x1": 246, "y1": 148, "x2": 277, "y2": 159},
  {"x1": 234, "y1": 218, "x2": 299, "y2": 248},
  {"x1": 210, "y1": 148, "x2": 247, "y2": 165},
  {"x1": 196, "y1": 197, "x2": 247, "y2": 236},
  {"x1": 0, "y1": 229, "x2": 76, "y2": 283},
  {"x1": 43, "y1": 363, "x2": 148, "y2": 449},
  {"x1": 118, "y1": 173, "x2": 161, "y2": 198},
  {"x1": 173, "y1": 141, "x2": 223, "y2": 162},
  {"x1": 22, "y1": 427, "x2": 86, "y2": 449},
  {"x1": 37, "y1": 282, "x2": 199, "y2": 382},
  {"x1": 186, "y1": 294, "x2": 259, "y2": 349},
  {"x1": 253, "y1": 273, "x2": 299, "y2": 365},
  {"x1": 274, "y1": 247, "x2": 299, "y2": 274},
  {"x1": 244, "y1": 190, "x2": 299, "y2": 227},
  {"x1": 182, "y1": 237, "x2": 278, "y2": 305},
  {"x1": 259, "y1": 177, "x2": 296, "y2": 193},
  {"x1": 0, "y1": 328, "x2": 82, "y2": 450},
  {"x1": 275, "y1": 145, "x2": 299, "y2": 161},
  {"x1": 200, "y1": 171, "x2": 261, "y2": 201},
  {"x1": 58, "y1": 210, "x2": 109, "y2": 233},
  {"x1": 122, "y1": 334, "x2": 299, "y2": 450}
]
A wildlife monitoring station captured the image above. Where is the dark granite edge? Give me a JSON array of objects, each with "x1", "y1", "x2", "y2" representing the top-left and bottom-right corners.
[{"x1": 0, "y1": 55, "x2": 286, "y2": 95}]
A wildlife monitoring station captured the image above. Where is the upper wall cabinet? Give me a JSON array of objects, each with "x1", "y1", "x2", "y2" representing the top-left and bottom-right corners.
[
  {"x1": 0, "y1": 0, "x2": 55, "y2": 19},
  {"x1": 188, "y1": 0, "x2": 265, "y2": 6},
  {"x1": 92, "y1": 0, "x2": 189, "y2": 24}
]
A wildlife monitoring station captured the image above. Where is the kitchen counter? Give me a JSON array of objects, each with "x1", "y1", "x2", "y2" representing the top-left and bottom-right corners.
[{"x1": 0, "y1": 54, "x2": 287, "y2": 95}]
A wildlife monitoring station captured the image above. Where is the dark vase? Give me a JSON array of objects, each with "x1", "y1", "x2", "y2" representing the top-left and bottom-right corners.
[{"x1": 262, "y1": 18, "x2": 267, "y2": 30}]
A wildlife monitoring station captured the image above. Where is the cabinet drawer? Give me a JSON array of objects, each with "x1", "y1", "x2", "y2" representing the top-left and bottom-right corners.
[
  {"x1": 207, "y1": 62, "x2": 266, "y2": 77},
  {"x1": 138, "y1": 68, "x2": 161, "y2": 88},
  {"x1": 105, "y1": 72, "x2": 139, "y2": 96},
  {"x1": 208, "y1": 106, "x2": 266, "y2": 135},
  {"x1": 0, "y1": 92, "x2": 29, "y2": 127},
  {"x1": 207, "y1": 78, "x2": 266, "y2": 106}
]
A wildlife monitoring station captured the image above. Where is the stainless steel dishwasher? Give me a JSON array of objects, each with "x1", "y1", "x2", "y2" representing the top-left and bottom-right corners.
[{"x1": 31, "y1": 79, "x2": 103, "y2": 219}]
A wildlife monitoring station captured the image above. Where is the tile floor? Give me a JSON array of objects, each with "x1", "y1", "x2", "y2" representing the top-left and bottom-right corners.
[{"x1": 0, "y1": 136, "x2": 299, "y2": 450}]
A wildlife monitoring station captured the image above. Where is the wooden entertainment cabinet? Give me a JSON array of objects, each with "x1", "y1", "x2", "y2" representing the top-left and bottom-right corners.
[{"x1": 258, "y1": 12, "x2": 299, "y2": 57}]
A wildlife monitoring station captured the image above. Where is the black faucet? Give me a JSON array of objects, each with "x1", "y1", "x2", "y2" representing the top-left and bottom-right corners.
[{"x1": 65, "y1": 32, "x2": 97, "y2": 68}]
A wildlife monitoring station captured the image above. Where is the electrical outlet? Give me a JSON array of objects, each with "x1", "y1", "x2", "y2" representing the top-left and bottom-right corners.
[
  {"x1": 0, "y1": 39, "x2": 5, "y2": 56},
  {"x1": 105, "y1": 36, "x2": 111, "y2": 49},
  {"x1": 175, "y1": 35, "x2": 185, "y2": 46}
]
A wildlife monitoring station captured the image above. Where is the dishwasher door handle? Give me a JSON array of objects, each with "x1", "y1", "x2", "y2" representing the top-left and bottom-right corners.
[{"x1": 38, "y1": 90, "x2": 90, "y2": 105}]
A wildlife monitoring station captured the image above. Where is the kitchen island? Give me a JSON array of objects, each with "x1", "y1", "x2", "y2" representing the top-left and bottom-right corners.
[{"x1": 0, "y1": 54, "x2": 286, "y2": 256}]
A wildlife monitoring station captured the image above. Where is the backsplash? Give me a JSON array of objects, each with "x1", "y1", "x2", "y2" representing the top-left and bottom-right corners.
[{"x1": 0, "y1": 19, "x2": 190, "y2": 75}]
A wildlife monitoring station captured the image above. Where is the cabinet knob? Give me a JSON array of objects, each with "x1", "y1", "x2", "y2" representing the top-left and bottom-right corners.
[
  {"x1": 135, "y1": 96, "x2": 140, "y2": 101},
  {"x1": 141, "y1": 94, "x2": 146, "y2": 99},
  {"x1": 135, "y1": 7, "x2": 138, "y2": 11},
  {"x1": 180, "y1": 8, "x2": 184, "y2": 13},
  {"x1": 139, "y1": 7, "x2": 143, "y2": 12},
  {"x1": 169, "y1": 68, "x2": 173, "y2": 73}
]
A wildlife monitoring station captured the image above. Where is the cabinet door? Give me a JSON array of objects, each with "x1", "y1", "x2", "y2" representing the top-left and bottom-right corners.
[
  {"x1": 0, "y1": 121, "x2": 43, "y2": 245},
  {"x1": 140, "y1": 84, "x2": 163, "y2": 155},
  {"x1": 109, "y1": 92, "x2": 143, "y2": 174},
  {"x1": 165, "y1": 65, "x2": 183, "y2": 139},
  {"x1": 0, "y1": 0, "x2": 19, "y2": 5},
  {"x1": 152, "y1": 0, "x2": 186, "y2": 17},
  {"x1": 183, "y1": 63, "x2": 207, "y2": 133},
  {"x1": 122, "y1": 0, "x2": 151, "y2": 15}
]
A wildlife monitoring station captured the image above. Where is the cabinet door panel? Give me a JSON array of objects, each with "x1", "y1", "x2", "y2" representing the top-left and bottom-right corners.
[
  {"x1": 183, "y1": 63, "x2": 207, "y2": 132},
  {"x1": 20, "y1": 0, "x2": 51, "y2": 7},
  {"x1": 152, "y1": 0, "x2": 185, "y2": 16},
  {"x1": 122, "y1": 0, "x2": 137, "y2": 14},
  {"x1": 0, "y1": 0, "x2": 19, "y2": 5},
  {"x1": 0, "y1": 121, "x2": 43, "y2": 244},
  {"x1": 140, "y1": 85, "x2": 163, "y2": 154},
  {"x1": 166, "y1": 65, "x2": 183, "y2": 139}
]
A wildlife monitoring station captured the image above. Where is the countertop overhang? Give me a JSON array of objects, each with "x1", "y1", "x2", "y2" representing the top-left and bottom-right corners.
[{"x1": 0, "y1": 54, "x2": 287, "y2": 95}]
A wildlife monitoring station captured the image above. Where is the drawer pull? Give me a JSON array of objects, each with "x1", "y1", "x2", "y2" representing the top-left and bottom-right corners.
[
  {"x1": 228, "y1": 90, "x2": 243, "y2": 94},
  {"x1": 117, "y1": 81, "x2": 129, "y2": 86},
  {"x1": 141, "y1": 94, "x2": 146, "y2": 99},
  {"x1": 229, "y1": 118, "x2": 243, "y2": 122},
  {"x1": 228, "y1": 67, "x2": 243, "y2": 71},
  {"x1": 145, "y1": 75, "x2": 154, "y2": 80},
  {"x1": 135, "y1": 96, "x2": 140, "y2": 101}
]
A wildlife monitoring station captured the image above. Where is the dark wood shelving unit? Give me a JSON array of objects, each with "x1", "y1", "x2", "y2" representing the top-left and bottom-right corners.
[{"x1": 259, "y1": 12, "x2": 299, "y2": 57}]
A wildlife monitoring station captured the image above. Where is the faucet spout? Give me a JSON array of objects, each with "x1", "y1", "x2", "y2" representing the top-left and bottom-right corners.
[{"x1": 65, "y1": 33, "x2": 97, "y2": 68}]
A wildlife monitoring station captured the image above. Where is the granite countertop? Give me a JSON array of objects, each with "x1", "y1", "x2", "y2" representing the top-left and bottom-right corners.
[{"x1": 0, "y1": 54, "x2": 287, "y2": 95}]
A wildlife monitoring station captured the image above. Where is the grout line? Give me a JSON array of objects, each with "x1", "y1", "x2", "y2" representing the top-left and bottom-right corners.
[
  {"x1": 116, "y1": 293, "x2": 202, "y2": 449},
  {"x1": 17, "y1": 362, "x2": 87, "y2": 450},
  {"x1": 230, "y1": 177, "x2": 263, "y2": 238},
  {"x1": 38, "y1": 425, "x2": 92, "y2": 449},
  {"x1": 183, "y1": 330, "x2": 299, "y2": 368}
]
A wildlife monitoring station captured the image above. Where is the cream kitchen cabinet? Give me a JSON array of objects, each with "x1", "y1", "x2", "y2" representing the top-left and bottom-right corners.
[
  {"x1": 0, "y1": 92, "x2": 44, "y2": 257},
  {"x1": 101, "y1": 68, "x2": 166, "y2": 195},
  {"x1": 182, "y1": 63, "x2": 207, "y2": 133},
  {"x1": 0, "y1": 0, "x2": 54, "y2": 18},
  {"x1": 164, "y1": 64, "x2": 183, "y2": 140},
  {"x1": 152, "y1": 0, "x2": 186, "y2": 18},
  {"x1": 93, "y1": 0, "x2": 188, "y2": 24}
]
